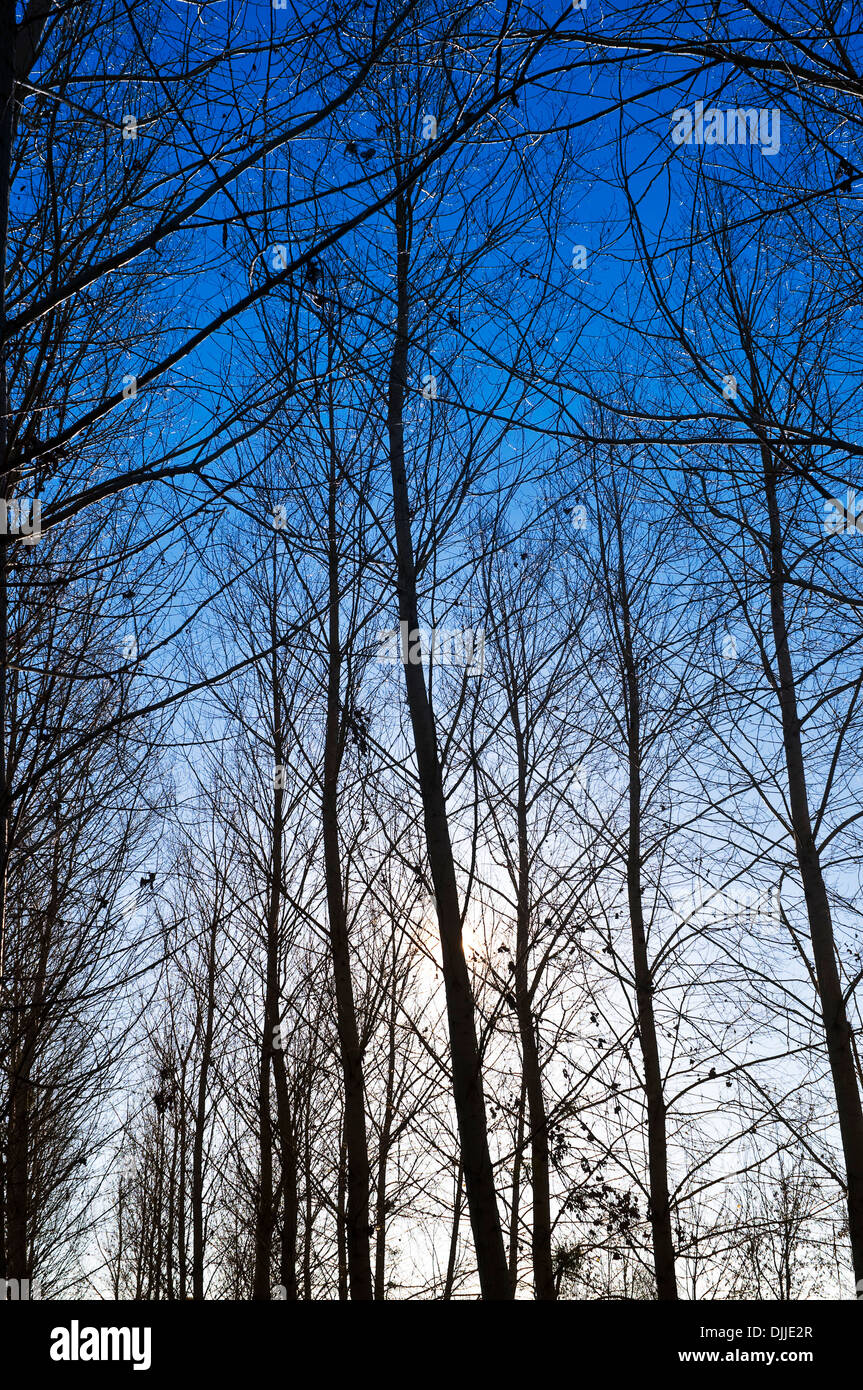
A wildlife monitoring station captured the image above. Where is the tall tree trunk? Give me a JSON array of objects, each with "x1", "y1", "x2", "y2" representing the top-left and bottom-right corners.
[
  {"x1": 253, "y1": 874, "x2": 279, "y2": 1298},
  {"x1": 0, "y1": 0, "x2": 16, "y2": 1282},
  {"x1": 154, "y1": 1114, "x2": 165, "y2": 1298},
  {"x1": 373, "y1": 961, "x2": 397, "y2": 1299},
  {"x1": 762, "y1": 445, "x2": 863, "y2": 1286},
  {"x1": 177, "y1": 1055, "x2": 188, "y2": 1300},
  {"x1": 443, "y1": 1160, "x2": 464, "y2": 1300},
  {"x1": 5, "y1": 892, "x2": 50, "y2": 1282},
  {"x1": 303, "y1": 1112, "x2": 313, "y2": 1300},
  {"x1": 615, "y1": 516, "x2": 678, "y2": 1300},
  {"x1": 252, "y1": 556, "x2": 289, "y2": 1300},
  {"x1": 336, "y1": 1133, "x2": 348, "y2": 1300},
  {"x1": 0, "y1": 0, "x2": 17, "y2": 999},
  {"x1": 512, "y1": 718, "x2": 555, "y2": 1299},
  {"x1": 321, "y1": 448, "x2": 373, "y2": 1299},
  {"x1": 272, "y1": 1048, "x2": 298, "y2": 1300},
  {"x1": 166, "y1": 1114, "x2": 178, "y2": 1299},
  {"x1": 0, "y1": 0, "x2": 53, "y2": 1283},
  {"x1": 508, "y1": 1074, "x2": 526, "y2": 1290},
  {"x1": 5, "y1": 1031, "x2": 32, "y2": 1280},
  {"x1": 385, "y1": 186, "x2": 510, "y2": 1300},
  {"x1": 191, "y1": 909, "x2": 218, "y2": 1299}
]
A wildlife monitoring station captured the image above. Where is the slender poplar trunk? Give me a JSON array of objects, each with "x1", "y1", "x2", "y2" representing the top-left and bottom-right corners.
[
  {"x1": 385, "y1": 185, "x2": 510, "y2": 1300},
  {"x1": 512, "y1": 719, "x2": 555, "y2": 1299},
  {"x1": 0, "y1": 0, "x2": 16, "y2": 1281},
  {"x1": 373, "y1": 966, "x2": 397, "y2": 1299},
  {"x1": 0, "y1": 0, "x2": 52, "y2": 1282},
  {"x1": 177, "y1": 1056, "x2": 187, "y2": 1300},
  {"x1": 443, "y1": 1160, "x2": 464, "y2": 1301},
  {"x1": 253, "y1": 553, "x2": 289, "y2": 1300},
  {"x1": 762, "y1": 447, "x2": 863, "y2": 1286},
  {"x1": 166, "y1": 1117, "x2": 178, "y2": 1299},
  {"x1": 615, "y1": 517, "x2": 678, "y2": 1300},
  {"x1": 303, "y1": 1112, "x2": 313, "y2": 1300},
  {"x1": 272, "y1": 1046, "x2": 298, "y2": 1299},
  {"x1": 321, "y1": 448, "x2": 372, "y2": 1299},
  {"x1": 336, "y1": 1133, "x2": 348, "y2": 1300},
  {"x1": 191, "y1": 909, "x2": 218, "y2": 1299},
  {"x1": 508, "y1": 1074, "x2": 526, "y2": 1289}
]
